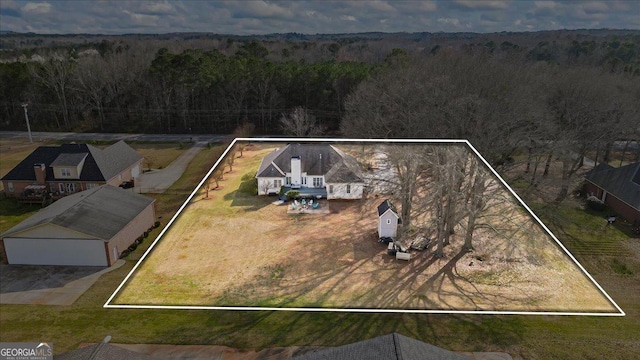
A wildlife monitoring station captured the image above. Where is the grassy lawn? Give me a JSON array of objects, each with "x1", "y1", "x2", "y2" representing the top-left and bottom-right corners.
[{"x1": 0, "y1": 141, "x2": 638, "y2": 359}]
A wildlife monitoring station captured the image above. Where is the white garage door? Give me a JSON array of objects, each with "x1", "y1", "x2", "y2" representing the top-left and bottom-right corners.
[{"x1": 3, "y1": 238, "x2": 108, "y2": 266}]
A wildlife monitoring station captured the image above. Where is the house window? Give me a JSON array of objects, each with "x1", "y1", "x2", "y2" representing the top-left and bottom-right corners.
[
  {"x1": 61, "y1": 168, "x2": 71, "y2": 176},
  {"x1": 87, "y1": 183, "x2": 97, "y2": 189},
  {"x1": 66, "y1": 183, "x2": 77, "y2": 193},
  {"x1": 302, "y1": 177, "x2": 307, "y2": 185},
  {"x1": 274, "y1": 179, "x2": 282, "y2": 188},
  {"x1": 285, "y1": 177, "x2": 291, "y2": 186},
  {"x1": 346, "y1": 184, "x2": 351, "y2": 194},
  {"x1": 59, "y1": 183, "x2": 65, "y2": 193},
  {"x1": 50, "y1": 183, "x2": 56, "y2": 192},
  {"x1": 387, "y1": 219, "x2": 391, "y2": 225},
  {"x1": 7, "y1": 182, "x2": 14, "y2": 193},
  {"x1": 313, "y1": 177, "x2": 323, "y2": 188},
  {"x1": 329, "y1": 185, "x2": 333, "y2": 194}
]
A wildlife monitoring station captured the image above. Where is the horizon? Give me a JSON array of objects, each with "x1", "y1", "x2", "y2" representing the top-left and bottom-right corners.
[{"x1": 1, "y1": 1, "x2": 639, "y2": 36}]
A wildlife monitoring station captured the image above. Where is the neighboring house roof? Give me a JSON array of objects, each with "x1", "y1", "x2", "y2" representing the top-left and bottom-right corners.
[
  {"x1": 1, "y1": 185, "x2": 154, "y2": 240},
  {"x1": 585, "y1": 162, "x2": 640, "y2": 210},
  {"x1": 293, "y1": 333, "x2": 472, "y2": 360},
  {"x1": 50, "y1": 152, "x2": 88, "y2": 167},
  {"x1": 1, "y1": 141, "x2": 142, "y2": 183},
  {"x1": 256, "y1": 144, "x2": 364, "y2": 183},
  {"x1": 56, "y1": 343, "x2": 152, "y2": 360}
]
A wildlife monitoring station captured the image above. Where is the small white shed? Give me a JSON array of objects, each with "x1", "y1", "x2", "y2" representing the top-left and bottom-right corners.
[{"x1": 377, "y1": 199, "x2": 401, "y2": 239}]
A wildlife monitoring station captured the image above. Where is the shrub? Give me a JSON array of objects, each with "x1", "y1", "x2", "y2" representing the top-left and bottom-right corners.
[
  {"x1": 143, "y1": 231, "x2": 149, "y2": 238},
  {"x1": 154, "y1": 221, "x2": 161, "y2": 228},
  {"x1": 119, "y1": 250, "x2": 131, "y2": 259},
  {"x1": 285, "y1": 190, "x2": 300, "y2": 200},
  {"x1": 587, "y1": 195, "x2": 606, "y2": 211},
  {"x1": 128, "y1": 243, "x2": 138, "y2": 252}
]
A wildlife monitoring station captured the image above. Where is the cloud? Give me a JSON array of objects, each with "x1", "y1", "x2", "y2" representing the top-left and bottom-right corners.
[
  {"x1": 22, "y1": 1, "x2": 52, "y2": 14},
  {"x1": 451, "y1": 0, "x2": 510, "y2": 11},
  {"x1": 1, "y1": 0, "x2": 638, "y2": 35}
]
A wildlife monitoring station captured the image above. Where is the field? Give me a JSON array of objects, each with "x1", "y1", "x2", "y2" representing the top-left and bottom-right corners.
[
  {"x1": 113, "y1": 143, "x2": 616, "y2": 313},
  {"x1": 0, "y1": 138, "x2": 638, "y2": 359}
]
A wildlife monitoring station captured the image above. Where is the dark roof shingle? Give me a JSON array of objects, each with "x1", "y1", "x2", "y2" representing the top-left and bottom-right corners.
[
  {"x1": 293, "y1": 333, "x2": 472, "y2": 360},
  {"x1": 585, "y1": 162, "x2": 640, "y2": 210}
]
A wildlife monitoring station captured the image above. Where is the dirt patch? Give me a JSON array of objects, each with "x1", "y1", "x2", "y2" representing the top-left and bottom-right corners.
[{"x1": 115, "y1": 143, "x2": 618, "y2": 313}]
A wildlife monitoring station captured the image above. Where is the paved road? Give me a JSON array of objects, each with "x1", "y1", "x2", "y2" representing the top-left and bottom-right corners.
[
  {"x1": 0, "y1": 131, "x2": 228, "y2": 143},
  {"x1": 134, "y1": 141, "x2": 209, "y2": 193}
]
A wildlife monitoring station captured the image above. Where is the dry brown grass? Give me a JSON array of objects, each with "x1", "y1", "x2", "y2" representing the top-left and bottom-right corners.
[{"x1": 115, "y1": 143, "x2": 617, "y2": 313}]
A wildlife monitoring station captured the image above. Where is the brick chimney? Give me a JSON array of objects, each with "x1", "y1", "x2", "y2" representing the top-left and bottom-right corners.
[{"x1": 34, "y1": 163, "x2": 46, "y2": 184}]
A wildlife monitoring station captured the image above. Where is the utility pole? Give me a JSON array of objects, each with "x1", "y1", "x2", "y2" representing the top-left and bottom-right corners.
[{"x1": 21, "y1": 103, "x2": 33, "y2": 143}]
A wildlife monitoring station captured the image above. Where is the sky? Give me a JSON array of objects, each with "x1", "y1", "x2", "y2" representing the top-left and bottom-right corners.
[{"x1": 1, "y1": 0, "x2": 639, "y2": 35}]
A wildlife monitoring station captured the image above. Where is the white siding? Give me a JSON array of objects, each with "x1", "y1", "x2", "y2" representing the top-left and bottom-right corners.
[
  {"x1": 257, "y1": 177, "x2": 285, "y2": 195},
  {"x1": 327, "y1": 183, "x2": 363, "y2": 200},
  {"x1": 378, "y1": 210, "x2": 399, "y2": 238},
  {"x1": 4, "y1": 238, "x2": 107, "y2": 266}
]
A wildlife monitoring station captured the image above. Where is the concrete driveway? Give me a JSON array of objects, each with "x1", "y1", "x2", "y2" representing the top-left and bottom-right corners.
[
  {"x1": 134, "y1": 141, "x2": 208, "y2": 193},
  {"x1": 0, "y1": 260, "x2": 124, "y2": 305}
]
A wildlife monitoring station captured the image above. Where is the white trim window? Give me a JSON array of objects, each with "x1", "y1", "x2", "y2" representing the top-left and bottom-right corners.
[
  {"x1": 346, "y1": 184, "x2": 351, "y2": 194},
  {"x1": 313, "y1": 177, "x2": 323, "y2": 188},
  {"x1": 61, "y1": 168, "x2": 71, "y2": 177},
  {"x1": 329, "y1": 185, "x2": 334, "y2": 194},
  {"x1": 7, "y1": 182, "x2": 14, "y2": 193},
  {"x1": 387, "y1": 219, "x2": 392, "y2": 225},
  {"x1": 274, "y1": 179, "x2": 282, "y2": 188},
  {"x1": 59, "y1": 183, "x2": 65, "y2": 193},
  {"x1": 302, "y1": 177, "x2": 307, "y2": 185},
  {"x1": 285, "y1": 177, "x2": 291, "y2": 186},
  {"x1": 66, "y1": 183, "x2": 77, "y2": 193},
  {"x1": 87, "y1": 183, "x2": 97, "y2": 189}
]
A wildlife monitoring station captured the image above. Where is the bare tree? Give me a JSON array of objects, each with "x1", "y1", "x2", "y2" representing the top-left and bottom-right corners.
[
  {"x1": 30, "y1": 55, "x2": 75, "y2": 129},
  {"x1": 279, "y1": 107, "x2": 324, "y2": 137}
]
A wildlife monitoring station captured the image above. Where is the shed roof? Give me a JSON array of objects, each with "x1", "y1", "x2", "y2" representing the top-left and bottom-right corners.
[
  {"x1": 585, "y1": 162, "x2": 640, "y2": 210},
  {"x1": 293, "y1": 333, "x2": 472, "y2": 360},
  {"x1": 1, "y1": 141, "x2": 142, "y2": 183},
  {"x1": 378, "y1": 199, "x2": 399, "y2": 216},
  {"x1": 1, "y1": 185, "x2": 154, "y2": 240}
]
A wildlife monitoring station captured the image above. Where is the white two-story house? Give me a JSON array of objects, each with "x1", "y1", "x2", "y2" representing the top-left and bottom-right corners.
[{"x1": 256, "y1": 144, "x2": 364, "y2": 200}]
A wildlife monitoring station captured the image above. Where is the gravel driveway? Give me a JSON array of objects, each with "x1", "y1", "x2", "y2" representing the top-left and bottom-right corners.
[{"x1": 134, "y1": 142, "x2": 207, "y2": 193}]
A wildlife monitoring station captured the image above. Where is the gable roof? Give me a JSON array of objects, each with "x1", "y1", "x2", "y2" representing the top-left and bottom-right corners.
[
  {"x1": 378, "y1": 199, "x2": 398, "y2": 217},
  {"x1": 256, "y1": 144, "x2": 364, "y2": 183},
  {"x1": 1, "y1": 185, "x2": 154, "y2": 240},
  {"x1": 293, "y1": 333, "x2": 472, "y2": 360},
  {"x1": 1, "y1": 141, "x2": 142, "y2": 183},
  {"x1": 585, "y1": 162, "x2": 640, "y2": 210}
]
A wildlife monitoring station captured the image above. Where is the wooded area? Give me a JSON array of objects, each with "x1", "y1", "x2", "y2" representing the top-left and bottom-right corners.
[{"x1": 1, "y1": 29, "x2": 638, "y2": 136}]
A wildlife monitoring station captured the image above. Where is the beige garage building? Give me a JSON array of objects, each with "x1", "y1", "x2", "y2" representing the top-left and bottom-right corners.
[{"x1": 0, "y1": 185, "x2": 155, "y2": 266}]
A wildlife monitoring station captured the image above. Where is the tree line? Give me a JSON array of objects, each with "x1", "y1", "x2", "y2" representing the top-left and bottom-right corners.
[
  {"x1": 0, "y1": 41, "x2": 371, "y2": 134},
  {"x1": 1, "y1": 31, "x2": 638, "y2": 135}
]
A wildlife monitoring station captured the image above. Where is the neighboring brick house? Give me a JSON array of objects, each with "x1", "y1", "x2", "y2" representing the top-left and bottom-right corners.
[
  {"x1": 584, "y1": 162, "x2": 640, "y2": 224},
  {"x1": 1, "y1": 141, "x2": 142, "y2": 199}
]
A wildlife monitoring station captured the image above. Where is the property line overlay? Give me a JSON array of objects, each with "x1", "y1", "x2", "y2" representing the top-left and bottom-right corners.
[{"x1": 104, "y1": 138, "x2": 625, "y2": 317}]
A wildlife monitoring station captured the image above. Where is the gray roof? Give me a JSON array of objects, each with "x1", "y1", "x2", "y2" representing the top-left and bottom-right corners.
[
  {"x1": 1, "y1": 185, "x2": 155, "y2": 240},
  {"x1": 256, "y1": 144, "x2": 363, "y2": 183},
  {"x1": 50, "y1": 152, "x2": 88, "y2": 167},
  {"x1": 378, "y1": 199, "x2": 398, "y2": 216},
  {"x1": 1, "y1": 141, "x2": 142, "y2": 183},
  {"x1": 585, "y1": 162, "x2": 640, "y2": 210},
  {"x1": 55, "y1": 343, "x2": 152, "y2": 360},
  {"x1": 293, "y1": 333, "x2": 472, "y2": 360},
  {"x1": 90, "y1": 140, "x2": 143, "y2": 181}
]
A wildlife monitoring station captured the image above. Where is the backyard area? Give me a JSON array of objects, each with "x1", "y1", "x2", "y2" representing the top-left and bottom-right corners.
[
  {"x1": 113, "y1": 142, "x2": 617, "y2": 313},
  {"x1": 0, "y1": 137, "x2": 638, "y2": 359}
]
